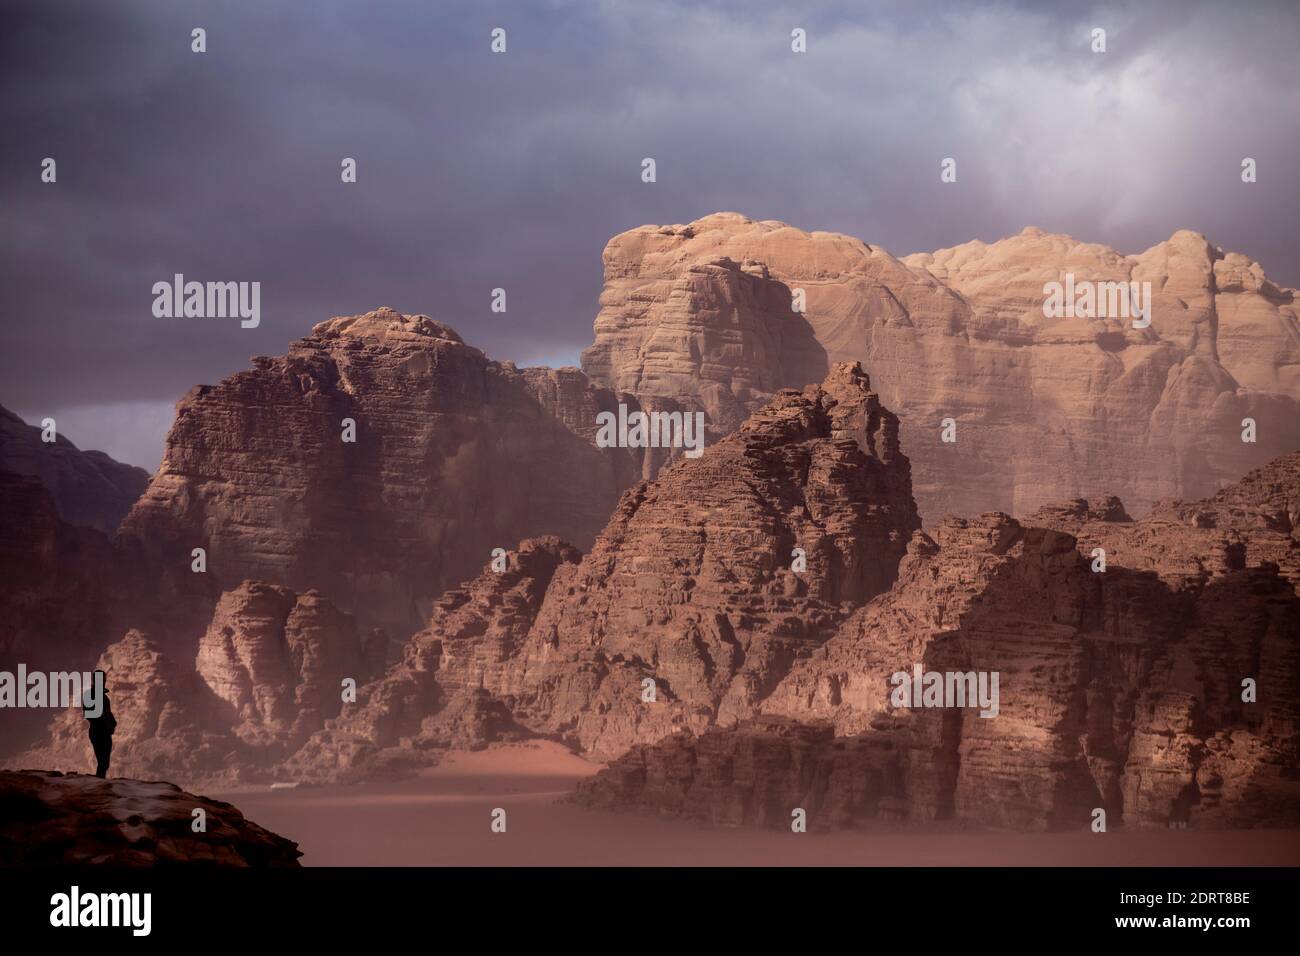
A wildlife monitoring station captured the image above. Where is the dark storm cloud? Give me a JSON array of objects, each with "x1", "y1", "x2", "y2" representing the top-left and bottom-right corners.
[{"x1": 2, "y1": 0, "x2": 1298, "y2": 468}]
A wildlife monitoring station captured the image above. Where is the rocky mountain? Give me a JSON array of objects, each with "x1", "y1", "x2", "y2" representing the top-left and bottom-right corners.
[
  {"x1": 0, "y1": 771, "x2": 300, "y2": 865},
  {"x1": 577, "y1": 457, "x2": 1300, "y2": 830},
  {"x1": 289, "y1": 362, "x2": 919, "y2": 773},
  {"x1": 195, "y1": 582, "x2": 376, "y2": 749},
  {"x1": 583, "y1": 213, "x2": 1300, "y2": 519},
  {"x1": 5, "y1": 221, "x2": 1297, "y2": 834},
  {"x1": 115, "y1": 307, "x2": 647, "y2": 647},
  {"x1": 12, "y1": 350, "x2": 1297, "y2": 831},
  {"x1": 496, "y1": 362, "x2": 919, "y2": 759},
  {"x1": 0, "y1": 404, "x2": 149, "y2": 534}
]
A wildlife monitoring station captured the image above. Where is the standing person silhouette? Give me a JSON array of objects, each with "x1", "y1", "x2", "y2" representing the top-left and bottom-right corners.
[{"x1": 85, "y1": 687, "x2": 116, "y2": 778}]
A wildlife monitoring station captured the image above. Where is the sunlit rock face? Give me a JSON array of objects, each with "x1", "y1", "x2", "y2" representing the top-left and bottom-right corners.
[{"x1": 584, "y1": 213, "x2": 1300, "y2": 520}]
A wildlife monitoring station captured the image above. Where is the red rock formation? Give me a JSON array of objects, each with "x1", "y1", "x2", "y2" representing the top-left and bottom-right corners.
[
  {"x1": 283, "y1": 364, "x2": 918, "y2": 774},
  {"x1": 1029, "y1": 452, "x2": 1300, "y2": 594},
  {"x1": 578, "y1": 463, "x2": 1300, "y2": 829},
  {"x1": 482, "y1": 362, "x2": 919, "y2": 759},
  {"x1": 583, "y1": 251, "x2": 828, "y2": 437},
  {"x1": 196, "y1": 582, "x2": 366, "y2": 749},
  {"x1": 116, "y1": 307, "x2": 644, "y2": 646},
  {"x1": 13, "y1": 629, "x2": 243, "y2": 782},
  {"x1": 16, "y1": 582, "x2": 371, "y2": 786},
  {"x1": 584, "y1": 213, "x2": 1300, "y2": 519},
  {"x1": 284, "y1": 537, "x2": 578, "y2": 781},
  {"x1": 0, "y1": 405, "x2": 149, "y2": 534},
  {"x1": 0, "y1": 771, "x2": 300, "y2": 866}
]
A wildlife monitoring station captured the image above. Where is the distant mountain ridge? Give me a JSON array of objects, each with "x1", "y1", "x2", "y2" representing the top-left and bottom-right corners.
[{"x1": 0, "y1": 405, "x2": 149, "y2": 534}]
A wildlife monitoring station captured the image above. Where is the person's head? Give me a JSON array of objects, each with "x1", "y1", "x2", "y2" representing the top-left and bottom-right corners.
[{"x1": 82, "y1": 670, "x2": 107, "y2": 718}]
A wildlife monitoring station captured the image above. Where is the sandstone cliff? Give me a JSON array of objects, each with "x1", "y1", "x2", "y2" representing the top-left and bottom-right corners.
[
  {"x1": 577, "y1": 460, "x2": 1300, "y2": 830},
  {"x1": 284, "y1": 536, "x2": 578, "y2": 781},
  {"x1": 583, "y1": 213, "x2": 1300, "y2": 519},
  {"x1": 293, "y1": 363, "x2": 920, "y2": 773},
  {"x1": 116, "y1": 307, "x2": 645, "y2": 646},
  {"x1": 15, "y1": 582, "x2": 376, "y2": 786},
  {"x1": 495, "y1": 362, "x2": 919, "y2": 758}
]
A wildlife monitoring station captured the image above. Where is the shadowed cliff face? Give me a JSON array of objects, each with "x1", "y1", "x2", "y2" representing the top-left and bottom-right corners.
[
  {"x1": 0, "y1": 471, "x2": 130, "y2": 755},
  {"x1": 583, "y1": 213, "x2": 1300, "y2": 520},
  {"x1": 0, "y1": 411, "x2": 149, "y2": 753}
]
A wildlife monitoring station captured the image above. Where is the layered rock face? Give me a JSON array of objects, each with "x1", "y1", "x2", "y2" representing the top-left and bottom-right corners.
[
  {"x1": 578, "y1": 460, "x2": 1300, "y2": 830},
  {"x1": 285, "y1": 536, "x2": 578, "y2": 780},
  {"x1": 117, "y1": 308, "x2": 644, "y2": 645},
  {"x1": 1030, "y1": 452, "x2": 1300, "y2": 594},
  {"x1": 584, "y1": 213, "x2": 1300, "y2": 519},
  {"x1": 285, "y1": 363, "x2": 918, "y2": 773},
  {"x1": 583, "y1": 251, "x2": 829, "y2": 437},
  {"x1": 480, "y1": 363, "x2": 917, "y2": 759},
  {"x1": 195, "y1": 582, "x2": 368, "y2": 749},
  {"x1": 0, "y1": 405, "x2": 149, "y2": 534},
  {"x1": 0, "y1": 771, "x2": 300, "y2": 866},
  {"x1": 16, "y1": 583, "x2": 373, "y2": 786},
  {"x1": 16, "y1": 630, "x2": 246, "y2": 782}
]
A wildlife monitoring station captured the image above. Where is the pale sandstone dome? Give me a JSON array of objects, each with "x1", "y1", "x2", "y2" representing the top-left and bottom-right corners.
[{"x1": 583, "y1": 213, "x2": 1300, "y2": 519}]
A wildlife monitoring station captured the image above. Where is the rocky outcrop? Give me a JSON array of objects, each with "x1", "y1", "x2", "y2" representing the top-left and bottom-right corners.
[
  {"x1": 284, "y1": 537, "x2": 578, "y2": 781},
  {"x1": 577, "y1": 461, "x2": 1300, "y2": 830},
  {"x1": 0, "y1": 771, "x2": 300, "y2": 866},
  {"x1": 484, "y1": 363, "x2": 918, "y2": 759},
  {"x1": 16, "y1": 582, "x2": 373, "y2": 786},
  {"x1": 0, "y1": 405, "x2": 150, "y2": 534},
  {"x1": 195, "y1": 582, "x2": 368, "y2": 750},
  {"x1": 281, "y1": 364, "x2": 919, "y2": 775},
  {"x1": 584, "y1": 213, "x2": 1300, "y2": 519},
  {"x1": 583, "y1": 249, "x2": 829, "y2": 438},
  {"x1": 1028, "y1": 452, "x2": 1300, "y2": 594},
  {"x1": 116, "y1": 308, "x2": 645, "y2": 647},
  {"x1": 13, "y1": 630, "x2": 245, "y2": 783}
]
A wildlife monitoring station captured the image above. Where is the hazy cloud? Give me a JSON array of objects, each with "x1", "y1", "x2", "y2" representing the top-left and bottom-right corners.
[{"x1": 2, "y1": 0, "x2": 1297, "y2": 467}]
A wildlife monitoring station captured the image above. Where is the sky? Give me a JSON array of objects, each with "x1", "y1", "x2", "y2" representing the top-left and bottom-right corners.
[{"x1": 2, "y1": 0, "x2": 1298, "y2": 469}]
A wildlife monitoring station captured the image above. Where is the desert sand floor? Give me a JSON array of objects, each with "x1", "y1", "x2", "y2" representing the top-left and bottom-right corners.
[{"x1": 213, "y1": 742, "x2": 1300, "y2": 867}]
